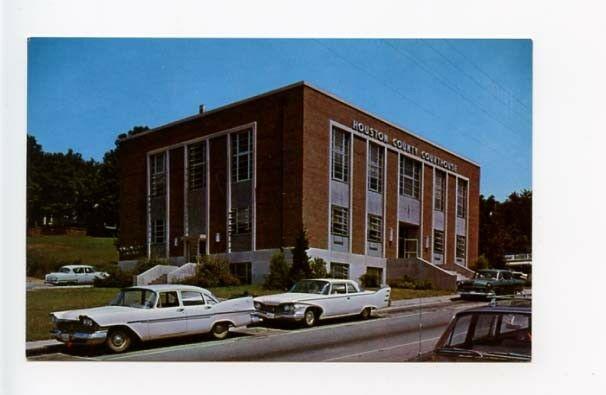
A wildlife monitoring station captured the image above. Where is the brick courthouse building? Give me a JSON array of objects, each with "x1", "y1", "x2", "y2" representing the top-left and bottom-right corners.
[{"x1": 118, "y1": 82, "x2": 480, "y2": 286}]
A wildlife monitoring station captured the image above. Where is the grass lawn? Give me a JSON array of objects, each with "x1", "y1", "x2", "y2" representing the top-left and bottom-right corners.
[{"x1": 27, "y1": 235, "x2": 118, "y2": 277}]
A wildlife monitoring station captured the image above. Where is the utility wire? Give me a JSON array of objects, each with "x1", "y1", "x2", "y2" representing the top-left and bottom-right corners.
[
  {"x1": 383, "y1": 40, "x2": 527, "y2": 143},
  {"x1": 442, "y1": 40, "x2": 531, "y2": 113},
  {"x1": 424, "y1": 40, "x2": 531, "y2": 123}
]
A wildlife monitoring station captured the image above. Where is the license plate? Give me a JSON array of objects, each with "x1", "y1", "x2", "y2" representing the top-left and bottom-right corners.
[
  {"x1": 60, "y1": 333, "x2": 70, "y2": 341},
  {"x1": 265, "y1": 313, "x2": 275, "y2": 319}
]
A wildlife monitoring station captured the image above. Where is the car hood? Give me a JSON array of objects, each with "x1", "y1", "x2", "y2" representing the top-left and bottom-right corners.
[
  {"x1": 52, "y1": 305, "x2": 139, "y2": 322},
  {"x1": 254, "y1": 293, "x2": 322, "y2": 305}
]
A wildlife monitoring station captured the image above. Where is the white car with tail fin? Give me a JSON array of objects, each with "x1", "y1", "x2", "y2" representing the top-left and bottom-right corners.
[{"x1": 253, "y1": 279, "x2": 391, "y2": 327}]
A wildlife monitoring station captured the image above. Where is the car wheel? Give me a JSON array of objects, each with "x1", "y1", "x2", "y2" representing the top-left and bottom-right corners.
[
  {"x1": 303, "y1": 309, "x2": 317, "y2": 328},
  {"x1": 106, "y1": 328, "x2": 132, "y2": 353},
  {"x1": 211, "y1": 323, "x2": 230, "y2": 340},
  {"x1": 360, "y1": 307, "x2": 372, "y2": 320}
]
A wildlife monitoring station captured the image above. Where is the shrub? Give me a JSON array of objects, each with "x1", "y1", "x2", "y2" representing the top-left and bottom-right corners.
[
  {"x1": 359, "y1": 272, "x2": 381, "y2": 288},
  {"x1": 309, "y1": 257, "x2": 328, "y2": 278},
  {"x1": 473, "y1": 254, "x2": 491, "y2": 270},
  {"x1": 388, "y1": 275, "x2": 433, "y2": 290},
  {"x1": 264, "y1": 251, "x2": 291, "y2": 290},
  {"x1": 94, "y1": 265, "x2": 134, "y2": 288},
  {"x1": 177, "y1": 255, "x2": 240, "y2": 288}
]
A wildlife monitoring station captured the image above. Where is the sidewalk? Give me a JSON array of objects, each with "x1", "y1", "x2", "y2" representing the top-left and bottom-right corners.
[{"x1": 26, "y1": 293, "x2": 461, "y2": 356}]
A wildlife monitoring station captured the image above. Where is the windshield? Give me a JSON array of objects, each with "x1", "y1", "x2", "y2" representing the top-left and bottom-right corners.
[
  {"x1": 440, "y1": 312, "x2": 531, "y2": 357},
  {"x1": 59, "y1": 267, "x2": 71, "y2": 273},
  {"x1": 289, "y1": 280, "x2": 330, "y2": 295},
  {"x1": 110, "y1": 289, "x2": 157, "y2": 309},
  {"x1": 475, "y1": 271, "x2": 498, "y2": 280}
]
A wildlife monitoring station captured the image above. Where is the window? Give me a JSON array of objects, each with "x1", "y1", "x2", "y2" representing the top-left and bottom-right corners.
[
  {"x1": 229, "y1": 262, "x2": 252, "y2": 284},
  {"x1": 367, "y1": 215, "x2": 383, "y2": 243},
  {"x1": 231, "y1": 130, "x2": 253, "y2": 183},
  {"x1": 84, "y1": 267, "x2": 94, "y2": 273},
  {"x1": 205, "y1": 294, "x2": 219, "y2": 305},
  {"x1": 331, "y1": 128, "x2": 350, "y2": 183},
  {"x1": 433, "y1": 230, "x2": 445, "y2": 255},
  {"x1": 330, "y1": 262, "x2": 349, "y2": 279},
  {"x1": 368, "y1": 143, "x2": 383, "y2": 193},
  {"x1": 157, "y1": 292, "x2": 179, "y2": 308},
  {"x1": 73, "y1": 267, "x2": 84, "y2": 274},
  {"x1": 456, "y1": 235, "x2": 466, "y2": 259},
  {"x1": 231, "y1": 206, "x2": 251, "y2": 235},
  {"x1": 331, "y1": 283, "x2": 347, "y2": 295},
  {"x1": 152, "y1": 219, "x2": 165, "y2": 244},
  {"x1": 346, "y1": 283, "x2": 358, "y2": 293},
  {"x1": 188, "y1": 141, "x2": 206, "y2": 190},
  {"x1": 447, "y1": 314, "x2": 472, "y2": 347},
  {"x1": 181, "y1": 291, "x2": 205, "y2": 306},
  {"x1": 434, "y1": 171, "x2": 445, "y2": 211},
  {"x1": 150, "y1": 152, "x2": 166, "y2": 197},
  {"x1": 331, "y1": 205, "x2": 349, "y2": 237},
  {"x1": 400, "y1": 156, "x2": 421, "y2": 199},
  {"x1": 457, "y1": 178, "x2": 467, "y2": 218}
]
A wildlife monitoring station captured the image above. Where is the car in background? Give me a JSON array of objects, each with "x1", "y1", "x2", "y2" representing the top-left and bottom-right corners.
[
  {"x1": 432, "y1": 298, "x2": 531, "y2": 362},
  {"x1": 44, "y1": 265, "x2": 109, "y2": 285},
  {"x1": 49, "y1": 284, "x2": 259, "y2": 353},
  {"x1": 253, "y1": 279, "x2": 391, "y2": 327},
  {"x1": 457, "y1": 269, "x2": 525, "y2": 299}
]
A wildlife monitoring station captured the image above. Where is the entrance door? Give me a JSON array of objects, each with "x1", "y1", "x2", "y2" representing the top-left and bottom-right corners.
[{"x1": 398, "y1": 223, "x2": 420, "y2": 259}]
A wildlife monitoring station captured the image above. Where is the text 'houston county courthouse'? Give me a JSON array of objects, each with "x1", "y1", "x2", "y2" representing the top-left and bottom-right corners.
[{"x1": 117, "y1": 82, "x2": 480, "y2": 288}]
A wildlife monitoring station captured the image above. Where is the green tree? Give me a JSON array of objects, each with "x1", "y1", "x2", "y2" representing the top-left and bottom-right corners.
[
  {"x1": 290, "y1": 229, "x2": 312, "y2": 282},
  {"x1": 264, "y1": 250, "x2": 291, "y2": 290},
  {"x1": 309, "y1": 257, "x2": 328, "y2": 278}
]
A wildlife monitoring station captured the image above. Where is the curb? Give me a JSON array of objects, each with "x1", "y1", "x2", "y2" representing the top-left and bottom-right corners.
[
  {"x1": 377, "y1": 295, "x2": 461, "y2": 315},
  {"x1": 26, "y1": 340, "x2": 64, "y2": 357}
]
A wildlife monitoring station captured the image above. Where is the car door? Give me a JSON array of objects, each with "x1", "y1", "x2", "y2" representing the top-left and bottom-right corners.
[
  {"x1": 181, "y1": 290, "x2": 213, "y2": 334},
  {"x1": 72, "y1": 267, "x2": 86, "y2": 284},
  {"x1": 83, "y1": 267, "x2": 96, "y2": 283},
  {"x1": 346, "y1": 282, "x2": 364, "y2": 314},
  {"x1": 147, "y1": 291, "x2": 187, "y2": 339},
  {"x1": 324, "y1": 282, "x2": 349, "y2": 316}
]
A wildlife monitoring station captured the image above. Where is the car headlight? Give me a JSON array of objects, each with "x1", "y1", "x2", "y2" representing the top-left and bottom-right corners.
[
  {"x1": 254, "y1": 302, "x2": 261, "y2": 310},
  {"x1": 80, "y1": 316, "x2": 95, "y2": 327},
  {"x1": 50, "y1": 314, "x2": 57, "y2": 323},
  {"x1": 280, "y1": 304, "x2": 295, "y2": 313}
]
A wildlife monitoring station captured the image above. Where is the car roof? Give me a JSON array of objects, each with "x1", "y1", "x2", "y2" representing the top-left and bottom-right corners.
[
  {"x1": 305, "y1": 278, "x2": 357, "y2": 284},
  {"x1": 457, "y1": 303, "x2": 531, "y2": 315},
  {"x1": 125, "y1": 284, "x2": 212, "y2": 294},
  {"x1": 477, "y1": 269, "x2": 509, "y2": 273}
]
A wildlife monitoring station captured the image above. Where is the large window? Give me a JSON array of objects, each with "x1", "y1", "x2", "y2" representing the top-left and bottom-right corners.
[
  {"x1": 433, "y1": 230, "x2": 444, "y2": 255},
  {"x1": 368, "y1": 215, "x2": 383, "y2": 243},
  {"x1": 434, "y1": 170, "x2": 445, "y2": 211},
  {"x1": 230, "y1": 262, "x2": 252, "y2": 284},
  {"x1": 331, "y1": 205, "x2": 349, "y2": 237},
  {"x1": 150, "y1": 152, "x2": 166, "y2": 197},
  {"x1": 151, "y1": 219, "x2": 165, "y2": 244},
  {"x1": 368, "y1": 143, "x2": 384, "y2": 193},
  {"x1": 232, "y1": 206, "x2": 251, "y2": 235},
  {"x1": 188, "y1": 141, "x2": 206, "y2": 190},
  {"x1": 331, "y1": 128, "x2": 350, "y2": 183},
  {"x1": 330, "y1": 262, "x2": 350, "y2": 279},
  {"x1": 456, "y1": 235, "x2": 466, "y2": 259},
  {"x1": 400, "y1": 156, "x2": 421, "y2": 199},
  {"x1": 457, "y1": 179, "x2": 468, "y2": 218},
  {"x1": 231, "y1": 130, "x2": 253, "y2": 183}
]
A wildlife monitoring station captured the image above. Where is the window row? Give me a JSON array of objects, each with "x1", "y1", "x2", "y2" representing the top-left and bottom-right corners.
[{"x1": 331, "y1": 205, "x2": 384, "y2": 244}]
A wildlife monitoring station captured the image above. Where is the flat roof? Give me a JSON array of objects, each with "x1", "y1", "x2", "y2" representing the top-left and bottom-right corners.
[{"x1": 118, "y1": 81, "x2": 479, "y2": 167}]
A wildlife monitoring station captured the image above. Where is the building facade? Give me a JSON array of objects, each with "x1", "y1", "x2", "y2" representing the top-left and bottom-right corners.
[{"x1": 118, "y1": 82, "x2": 480, "y2": 285}]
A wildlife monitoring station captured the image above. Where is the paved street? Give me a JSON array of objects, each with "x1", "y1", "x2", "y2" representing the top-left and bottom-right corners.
[{"x1": 29, "y1": 300, "x2": 486, "y2": 362}]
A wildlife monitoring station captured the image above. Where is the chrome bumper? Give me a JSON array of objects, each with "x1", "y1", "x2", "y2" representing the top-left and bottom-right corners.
[
  {"x1": 51, "y1": 329, "x2": 108, "y2": 345},
  {"x1": 254, "y1": 311, "x2": 305, "y2": 321},
  {"x1": 458, "y1": 290, "x2": 496, "y2": 298}
]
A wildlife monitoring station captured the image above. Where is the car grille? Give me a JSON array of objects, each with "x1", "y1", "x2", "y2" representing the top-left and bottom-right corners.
[
  {"x1": 55, "y1": 320, "x2": 91, "y2": 333},
  {"x1": 256, "y1": 303, "x2": 279, "y2": 314}
]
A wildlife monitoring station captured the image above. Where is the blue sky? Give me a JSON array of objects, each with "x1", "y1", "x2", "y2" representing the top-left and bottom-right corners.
[{"x1": 27, "y1": 38, "x2": 531, "y2": 200}]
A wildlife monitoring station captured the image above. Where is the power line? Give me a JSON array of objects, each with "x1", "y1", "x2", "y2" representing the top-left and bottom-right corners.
[
  {"x1": 442, "y1": 40, "x2": 531, "y2": 112},
  {"x1": 311, "y1": 40, "x2": 528, "y2": 172},
  {"x1": 423, "y1": 40, "x2": 531, "y2": 123},
  {"x1": 383, "y1": 40, "x2": 527, "y2": 143}
]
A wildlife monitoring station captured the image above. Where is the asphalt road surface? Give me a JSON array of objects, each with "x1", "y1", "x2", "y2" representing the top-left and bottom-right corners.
[{"x1": 29, "y1": 300, "x2": 486, "y2": 362}]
